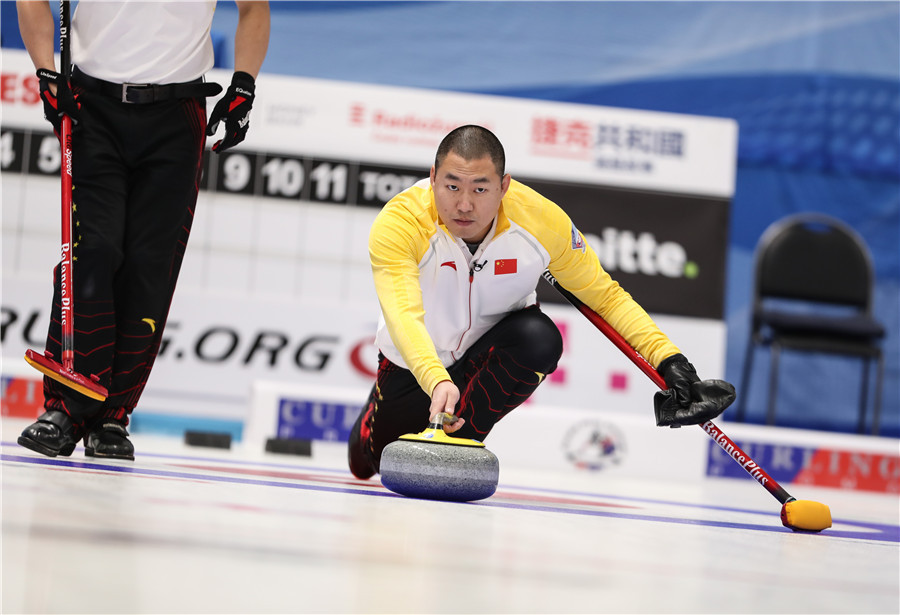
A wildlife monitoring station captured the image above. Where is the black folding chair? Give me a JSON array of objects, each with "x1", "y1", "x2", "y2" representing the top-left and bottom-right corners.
[{"x1": 734, "y1": 213, "x2": 885, "y2": 434}]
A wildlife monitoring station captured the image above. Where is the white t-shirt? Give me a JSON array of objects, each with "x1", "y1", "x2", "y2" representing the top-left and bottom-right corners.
[{"x1": 72, "y1": 1, "x2": 217, "y2": 84}]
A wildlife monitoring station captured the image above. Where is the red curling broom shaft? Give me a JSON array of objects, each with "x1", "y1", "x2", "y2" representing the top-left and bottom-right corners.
[
  {"x1": 59, "y1": 0, "x2": 76, "y2": 374},
  {"x1": 542, "y1": 272, "x2": 795, "y2": 506},
  {"x1": 59, "y1": 113, "x2": 75, "y2": 373}
]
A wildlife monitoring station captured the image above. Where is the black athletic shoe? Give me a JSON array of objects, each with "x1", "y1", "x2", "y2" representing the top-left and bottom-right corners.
[
  {"x1": 348, "y1": 400, "x2": 377, "y2": 479},
  {"x1": 17, "y1": 410, "x2": 79, "y2": 457},
  {"x1": 84, "y1": 419, "x2": 135, "y2": 460}
]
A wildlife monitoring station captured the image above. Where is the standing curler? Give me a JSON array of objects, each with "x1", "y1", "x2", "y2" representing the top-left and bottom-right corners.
[{"x1": 16, "y1": 0, "x2": 269, "y2": 460}]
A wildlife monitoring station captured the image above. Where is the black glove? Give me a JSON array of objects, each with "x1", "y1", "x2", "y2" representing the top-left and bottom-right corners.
[
  {"x1": 37, "y1": 68, "x2": 81, "y2": 137},
  {"x1": 654, "y1": 353, "x2": 736, "y2": 428},
  {"x1": 657, "y1": 354, "x2": 699, "y2": 407},
  {"x1": 206, "y1": 71, "x2": 256, "y2": 153}
]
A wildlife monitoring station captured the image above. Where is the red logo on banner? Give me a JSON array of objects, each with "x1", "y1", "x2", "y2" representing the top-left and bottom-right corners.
[
  {"x1": 349, "y1": 337, "x2": 377, "y2": 378},
  {"x1": 531, "y1": 117, "x2": 593, "y2": 160},
  {"x1": 494, "y1": 259, "x2": 517, "y2": 275},
  {"x1": 349, "y1": 103, "x2": 365, "y2": 125},
  {"x1": 0, "y1": 71, "x2": 41, "y2": 105},
  {"x1": 1, "y1": 375, "x2": 44, "y2": 419},
  {"x1": 793, "y1": 450, "x2": 900, "y2": 493}
]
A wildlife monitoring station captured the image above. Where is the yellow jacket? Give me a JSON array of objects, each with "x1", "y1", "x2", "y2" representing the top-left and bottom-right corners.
[{"x1": 370, "y1": 178, "x2": 680, "y2": 396}]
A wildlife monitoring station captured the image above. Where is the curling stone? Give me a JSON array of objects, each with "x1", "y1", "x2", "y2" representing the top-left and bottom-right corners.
[{"x1": 380, "y1": 413, "x2": 499, "y2": 502}]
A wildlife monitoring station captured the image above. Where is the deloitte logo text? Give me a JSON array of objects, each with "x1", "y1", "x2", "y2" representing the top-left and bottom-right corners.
[{"x1": 584, "y1": 228, "x2": 699, "y2": 279}]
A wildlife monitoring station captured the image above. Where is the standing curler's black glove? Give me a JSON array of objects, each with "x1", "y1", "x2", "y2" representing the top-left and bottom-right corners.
[
  {"x1": 206, "y1": 71, "x2": 256, "y2": 153},
  {"x1": 654, "y1": 353, "x2": 736, "y2": 428},
  {"x1": 37, "y1": 68, "x2": 81, "y2": 137}
]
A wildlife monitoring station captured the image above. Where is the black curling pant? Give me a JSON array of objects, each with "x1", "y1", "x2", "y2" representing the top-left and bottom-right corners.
[
  {"x1": 42, "y1": 86, "x2": 208, "y2": 427},
  {"x1": 364, "y1": 306, "x2": 564, "y2": 471}
]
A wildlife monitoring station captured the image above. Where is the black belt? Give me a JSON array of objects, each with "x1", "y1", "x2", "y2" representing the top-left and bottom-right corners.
[{"x1": 73, "y1": 67, "x2": 223, "y2": 104}]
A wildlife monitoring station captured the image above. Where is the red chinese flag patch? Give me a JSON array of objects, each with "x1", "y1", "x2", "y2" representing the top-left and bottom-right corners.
[{"x1": 494, "y1": 259, "x2": 517, "y2": 275}]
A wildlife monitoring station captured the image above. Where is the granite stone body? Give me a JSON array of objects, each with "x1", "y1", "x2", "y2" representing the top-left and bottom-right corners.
[{"x1": 380, "y1": 439, "x2": 499, "y2": 501}]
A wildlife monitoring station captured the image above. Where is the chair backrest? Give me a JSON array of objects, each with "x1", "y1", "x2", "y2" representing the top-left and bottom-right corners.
[{"x1": 753, "y1": 213, "x2": 874, "y2": 310}]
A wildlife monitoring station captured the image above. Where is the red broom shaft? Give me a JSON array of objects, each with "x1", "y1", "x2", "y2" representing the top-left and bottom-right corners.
[
  {"x1": 59, "y1": 0, "x2": 74, "y2": 372},
  {"x1": 544, "y1": 272, "x2": 794, "y2": 505},
  {"x1": 700, "y1": 420, "x2": 793, "y2": 504},
  {"x1": 60, "y1": 115, "x2": 74, "y2": 373},
  {"x1": 59, "y1": 0, "x2": 75, "y2": 373},
  {"x1": 573, "y1": 302, "x2": 666, "y2": 388}
]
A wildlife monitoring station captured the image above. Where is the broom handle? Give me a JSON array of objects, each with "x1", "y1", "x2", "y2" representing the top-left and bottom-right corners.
[
  {"x1": 60, "y1": 119, "x2": 74, "y2": 371},
  {"x1": 58, "y1": 0, "x2": 75, "y2": 372},
  {"x1": 541, "y1": 271, "x2": 795, "y2": 505}
]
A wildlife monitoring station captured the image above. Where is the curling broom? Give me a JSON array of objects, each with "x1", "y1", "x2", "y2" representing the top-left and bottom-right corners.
[
  {"x1": 24, "y1": 0, "x2": 107, "y2": 401},
  {"x1": 542, "y1": 271, "x2": 831, "y2": 532}
]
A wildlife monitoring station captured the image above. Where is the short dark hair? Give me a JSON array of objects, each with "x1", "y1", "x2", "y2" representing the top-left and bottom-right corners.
[{"x1": 434, "y1": 125, "x2": 506, "y2": 177}]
